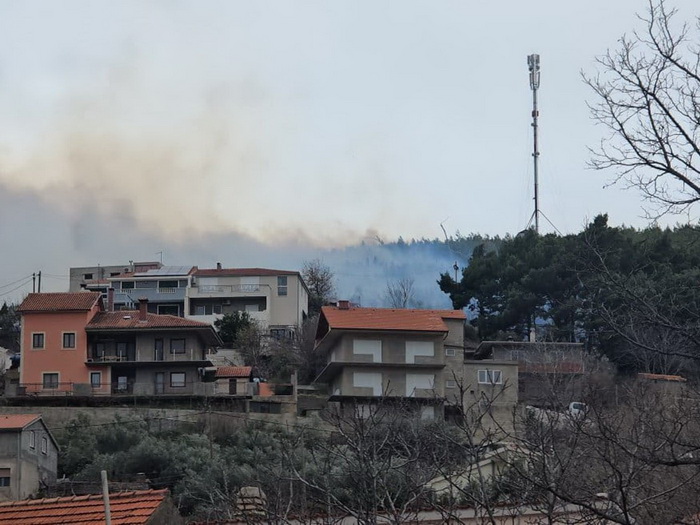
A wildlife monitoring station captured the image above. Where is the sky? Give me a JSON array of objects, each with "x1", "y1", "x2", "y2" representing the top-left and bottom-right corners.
[{"x1": 0, "y1": 0, "x2": 698, "y2": 300}]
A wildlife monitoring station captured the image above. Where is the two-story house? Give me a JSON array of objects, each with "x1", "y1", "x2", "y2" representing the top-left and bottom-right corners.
[
  {"x1": 185, "y1": 266, "x2": 309, "y2": 337},
  {"x1": 16, "y1": 293, "x2": 222, "y2": 397},
  {"x1": 313, "y1": 302, "x2": 467, "y2": 418},
  {"x1": 0, "y1": 414, "x2": 58, "y2": 501}
]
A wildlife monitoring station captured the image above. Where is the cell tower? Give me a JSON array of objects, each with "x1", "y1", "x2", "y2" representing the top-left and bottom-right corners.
[{"x1": 527, "y1": 53, "x2": 541, "y2": 234}]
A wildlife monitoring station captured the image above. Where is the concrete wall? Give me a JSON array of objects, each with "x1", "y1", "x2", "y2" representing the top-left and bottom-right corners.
[{"x1": 0, "y1": 421, "x2": 57, "y2": 501}]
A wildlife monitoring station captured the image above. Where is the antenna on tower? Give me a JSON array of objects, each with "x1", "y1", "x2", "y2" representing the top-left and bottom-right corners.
[{"x1": 527, "y1": 53, "x2": 541, "y2": 234}]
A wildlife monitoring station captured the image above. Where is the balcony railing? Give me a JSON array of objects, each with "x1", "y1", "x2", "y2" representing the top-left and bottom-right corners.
[
  {"x1": 90, "y1": 350, "x2": 136, "y2": 362},
  {"x1": 195, "y1": 284, "x2": 265, "y2": 294}
]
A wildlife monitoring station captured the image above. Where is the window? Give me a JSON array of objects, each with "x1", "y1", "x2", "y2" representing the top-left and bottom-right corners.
[
  {"x1": 170, "y1": 339, "x2": 186, "y2": 354},
  {"x1": 62, "y1": 332, "x2": 76, "y2": 349},
  {"x1": 158, "y1": 304, "x2": 180, "y2": 316},
  {"x1": 90, "y1": 372, "x2": 101, "y2": 388},
  {"x1": 170, "y1": 372, "x2": 186, "y2": 388},
  {"x1": 0, "y1": 468, "x2": 10, "y2": 487},
  {"x1": 158, "y1": 280, "x2": 179, "y2": 288},
  {"x1": 194, "y1": 304, "x2": 220, "y2": 316},
  {"x1": 41, "y1": 437, "x2": 48, "y2": 455},
  {"x1": 445, "y1": 348, "x2": 456, "y2": 357},
  {"x1": 446, "y1": 379, "x2": 457, "y2": 389},
  {"x1": 213, "y1": 304, "x2": 222, "y2": 314},
  {"x1": 42, "y1": 373, "x2": 59, "y2": 389},
  {"x1": 110, "y1": 272, "x2": 120, "y2": 277},
  {"x1": 277, "y1": 276, "x2": 288, "y2": 296},
  {"x1": 478, "y1": 369, "x2": 503, "y2": 385},
  {"x1": 32, "y1": 333, "x2": 44, "y2": 349},
  {"x1": 121, "y1": 281, "x2": 135, "y2": 289},
  {"x1": 83, "y1": 273, "x2": 93, "y2": 280},
  {"x1": 29, "y1": 431, "x2": 35, "y2": 449},
  {"x1": 116, "y1": 342, "x2": 129, "y2": 359}
]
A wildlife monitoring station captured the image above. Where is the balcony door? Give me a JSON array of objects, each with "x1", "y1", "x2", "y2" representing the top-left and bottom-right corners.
[
  {"x1": 154, "y1": 339, "x2": 164, "y2": 361},
  {"x1": 155, "y1": 373, "x2": 165, "y2": 394}
]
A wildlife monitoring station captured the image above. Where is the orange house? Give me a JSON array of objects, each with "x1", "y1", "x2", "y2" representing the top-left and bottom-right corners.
[{"x1": 18, "y1": 292, "x2": 108, "y2": 394}]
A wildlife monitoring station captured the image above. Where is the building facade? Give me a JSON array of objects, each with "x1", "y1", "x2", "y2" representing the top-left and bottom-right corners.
[
  {"x1": 186, "y1": 267, "x2": 309, "y2": 335},
  {"x1": 314, "y1": 303, "x2": 467, "y2": 418},
  {"x1": 16, "y1": 293, "x2": 221, "y2": 397},
  {"x1": 0, "y1": 414, "x2": 58, "y2": 501}
]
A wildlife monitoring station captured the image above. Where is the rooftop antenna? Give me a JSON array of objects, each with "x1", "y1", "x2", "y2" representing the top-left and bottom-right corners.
[{"x1": 527, "y1": 53, "x2": 541, "y2": 234}]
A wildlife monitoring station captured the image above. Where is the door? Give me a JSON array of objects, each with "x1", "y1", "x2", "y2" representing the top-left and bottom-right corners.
[
  {"x1": 117, "y1": 376, "x2": 128, "y2": 392},
  {"x1": 155, "y1": 373, "x2": 165, "y2": 394},
  {"x1": 229, "y1": 378, "x2": 238, "y2": 395},
  {"x1": 154, "y1": 339, "x2": 164, "y2": 361}
]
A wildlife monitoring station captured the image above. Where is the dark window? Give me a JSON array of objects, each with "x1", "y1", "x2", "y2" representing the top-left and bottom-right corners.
[
  {"x1": 32, "y1": 333, "x2": 44, "y2": 349},
  {"x1": 158, "y1": 304, "x2": 180, "y2": 316},
  {"x1": 29, "y1": 431, "x2": 35, "y2": 449},
  {"x1": 0, "y1": 468, "x2": 10, "y2": 487},
  {"x1": 90, "y1": 372, "x2": 101, "y2": 387},
  {"x1": 170, "y1": 372, "x2": 186, "y2": 387},
  {"x1": 121, "y1": 281, "x2": 135, "y2": 289},
  {"x1": 158, "y1": 280, "x2": 179, "y2": 288},
  {"x1": 277, "y1": 276, "x2": 288, "y2": 296},
  {"x1": 83, "y1": 273, "x2": 93, "y2": 280},
  {"x1": 62, "y1": 333, "x2": 76, "y2": 348},
  {"x1": 43, "y1": 373, "x2": 58, "y2": 389},
  {"x1": 213, "y1": 304, "x2": 223, "y2": 314},
  {"x1": 170, "y1": 339, "x2": 186, "y2": 354},
  {"x1": 41, "y1": 437, "x2": 48, "y2": 454},
  {"x1": 154, "y1": 339, "x2": 164, "y2": 361}
]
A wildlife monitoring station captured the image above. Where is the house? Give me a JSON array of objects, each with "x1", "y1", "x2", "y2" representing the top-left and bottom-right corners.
[
  {"x1": 109, "y1": 266, "x2": 195, "y2": 317},
  {"x1": 0, "y1": 414, "x2": 58, "y2": 501},
  {"x1": 313, "y1": 302, "x2": 467, "y2": 418},
  {"x1": 474, "y1": 341, "x2": 586, "y2": 405},
  {"x1": 185, "y1": 266, "x2": 309, "y2": 336},
  {"x1": 214, "y1": 366, "x2": 253, "y2": 396},
  {"x1": 15, "y1": 292, "x2": 222, "y2": 397},
  {"x1": 69, "y1": 262, "x2": 162, "y2": 299},
  {"x1": 0, "y1": 488, "x2": 183, "y2": 524}
]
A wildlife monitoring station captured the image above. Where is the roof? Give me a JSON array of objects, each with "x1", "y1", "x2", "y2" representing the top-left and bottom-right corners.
[
  {"x1": 216, "y1": 366, "x2": 252, "y2": 378},
  {"x1": 18, "y1": 292, "x2": 101, "y2": 313},
  {"x1": 0, "y1": 414, "x2": 40, "y2": 430},
  {"x1": 194, "y1": 267, "x2": 300, "y2": 277},
  {"x1": 0, "y1": 489, "x2": 170, "y2": 524},
  {"x1": 638, "y1": 372, "x2": 687, "y2": 383},
  {"x1": 87, "y1": 311, "x2": 212, "y2": 330},
  {"x1": 319, "y1": 306, "x2": 465, "y2": 333},
  {"x1": 133, "y1": 266, "x2": 194, "y2": 277},
  {"x1": 86, "y1": 312, "x2": 222, "y2": 346}
]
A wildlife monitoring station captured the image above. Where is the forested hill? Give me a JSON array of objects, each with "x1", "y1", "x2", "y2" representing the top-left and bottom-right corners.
[{"x1": 322, "y1": 234, "x2": 500, "y2": 309}]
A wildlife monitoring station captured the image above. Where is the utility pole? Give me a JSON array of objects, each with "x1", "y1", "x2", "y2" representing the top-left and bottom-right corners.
[
  {"x1": 37, "y1": 271, "x2": 42, "y2": 293},
  {"x1": 527, "y1": 53, "x2": 541, "y2": 234},
  {"x1": 32, "y1": 273, "x2": 36, "y2": 293}
]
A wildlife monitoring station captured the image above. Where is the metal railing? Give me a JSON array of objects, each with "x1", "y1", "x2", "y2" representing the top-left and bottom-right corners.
[{"x1": 195, "y1": 284, "x2": 265, "y2": 294}]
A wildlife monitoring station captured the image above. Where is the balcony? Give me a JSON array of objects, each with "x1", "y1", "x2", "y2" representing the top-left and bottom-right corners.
[{"x1": 189, "y1": 283, "x2": 271, "y2": 298}]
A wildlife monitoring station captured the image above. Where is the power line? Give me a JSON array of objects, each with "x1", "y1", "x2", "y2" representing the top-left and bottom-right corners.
[
  {"x1": 0, "y1": 277, "x2": 34, "y2": 299},
  {"x1": 0, "y1": 274, "x2": 33, "y2": 291}
]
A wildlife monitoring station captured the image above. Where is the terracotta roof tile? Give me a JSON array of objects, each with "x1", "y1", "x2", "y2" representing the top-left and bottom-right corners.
[
  {"x1": 0, "y1": 414, "x2": 40, "y2": 430},
  {"x1": 320, "y1": 306, "x2": 465, "y2": 333},
  {"x1": 18, "y1": 293, "x2": 101, "y2": 313},
  {"x1": 638, "y1": 372, "x2": 687, "y2": 382},
  {"x1": 216, "y1": 366, "x2": 252, "y2": 378},
  {"x1": 0, "y1": 489, "x2": 170, "y2": 524},
  {"x1": 194, "y1": 267, "x2": 299, "y2": 277},
  {"x1": 87, "y1": 312, "x2": 212, "y2": 330}
]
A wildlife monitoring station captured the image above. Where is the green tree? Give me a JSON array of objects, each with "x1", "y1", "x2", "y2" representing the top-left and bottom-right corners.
[{"x1": 213, "y1": 311, "x2": 252, "y2": 346}]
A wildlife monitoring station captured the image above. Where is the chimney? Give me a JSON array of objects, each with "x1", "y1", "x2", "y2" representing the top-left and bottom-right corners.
[
  {"x1": 107, "y1": 288, "x2": 114, "y2": 312},
  {"x1": 216, "y1": 262, "x2": 222, "y2": 270},
  {"x1": 337, "y1": 300, "x2": 350, "y2": 310},
  {"x1": 138, "y1": 298, "x2": 148, "y2": 321}
]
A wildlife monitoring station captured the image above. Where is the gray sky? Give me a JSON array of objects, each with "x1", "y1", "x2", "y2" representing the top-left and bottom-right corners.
[{"x1": 0, "y1": 0, "x2": 697, "y2": 299}]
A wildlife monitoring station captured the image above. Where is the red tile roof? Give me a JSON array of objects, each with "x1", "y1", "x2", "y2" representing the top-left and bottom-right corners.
[
  {"x1": 638, "y1": 372, "x2": 687, "y2": 382},
  {"x1": 0, "y1": 414, "x2": 40, "y2": 430},
  {"x1": 320, "y1": 306, "x2": 465, "y2": 333},
  {"x1": 0, "y1": 489, "x2": 170, "y2": 524},
  {"x1": 194, "y1": 267, "x2": 299, "y2": 277},
  {"x1": 216, "y1": 366, "x2": 252, "y2": 378},
  {"x1": 18, "y1": 292, "x2": 101, "y2": 313},
  {"x1": 87, "y1": 312, "x2": 212, "y2": 330}
]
